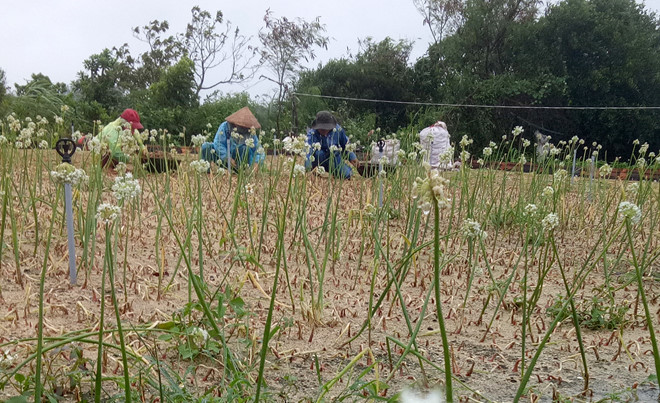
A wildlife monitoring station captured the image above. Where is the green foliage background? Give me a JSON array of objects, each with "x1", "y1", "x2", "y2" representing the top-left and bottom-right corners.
[{"x1": 1, "y1": 0, "x2": 659, "y2": 159}]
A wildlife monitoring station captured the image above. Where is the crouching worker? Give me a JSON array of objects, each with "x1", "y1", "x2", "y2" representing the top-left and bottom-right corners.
[
  {"x1": 99, "y1": 108, "x2": 147, "y2": 169},
  {"x1": 200, "y1": 107, "x2": 265, "y2": 171},
  {"x1": 305, "y1": 111, "x2": 358, "y2": 179}
]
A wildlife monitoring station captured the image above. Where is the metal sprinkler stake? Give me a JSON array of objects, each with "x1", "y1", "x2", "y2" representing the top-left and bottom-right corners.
[
  {"x1": 377, "y1": 139, "x2": 385, "y2": 209},
  {"x1": 55, "y1": 138, "x2": 78, "y2": 285}
]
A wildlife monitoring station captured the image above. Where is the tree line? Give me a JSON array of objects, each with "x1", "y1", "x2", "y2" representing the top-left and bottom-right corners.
[{"x1": 1, "y1": 0, "x2": 659, "y2": 159}]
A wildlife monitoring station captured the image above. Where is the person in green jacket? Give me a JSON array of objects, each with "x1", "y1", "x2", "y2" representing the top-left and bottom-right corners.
[{"x1": 99, "y1": 109, "x2": 146, "y2": 168}]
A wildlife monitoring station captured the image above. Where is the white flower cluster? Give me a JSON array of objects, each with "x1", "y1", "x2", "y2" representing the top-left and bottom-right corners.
[
  {"x1": 87, "y1": 136, "x2": 106, "y2": 155},
  {"x1": 96, "y1": 203, "x2": 122, "y2": 224},
  {"x1": 245, "y1": 183, "x2": 255, "y2": 195},
  {"x1": 482, "y1": 147, "x2": 493, "y2": 157},
  {"x1": 599, "y1": 163, "x2": 613, "y2": 178},
  {"x1": 189, "y1": 327, "x2": 210, "y2": 348},
  {"x1": 461, "y1": 219, "x2": 487, "y2": 240},
  {"x1": 190, "y1": 160, "x2": 210, "y2": 175},
  {"x1": 245, "y1": 137, "x2": 255, "y2": 148},
  {"x1": 523, "y1": 203, "x2": 538, "y2": 217},
  {"x1": 293, "y1": 163, "x2": 306, "y2": 177},
  {"x1": 439, "y1": 146, "x2": 454, "y2": 165},
  {"x1": 0, "y1": 135, "x2": 8, "y2": 146},
  {"x1": 412, "y1": 168, "x2": 450, "y2": 215},
  {"x1": 191, "y1": 134, "x2": 207, "y2": 147},
  {"x1": 522, "y1": 139, "x2": 531, "y2": 148},
  {"x1": 115, "y1": 162, "x2": 128, "y2": 176},
  {"x1": 148, "y1": 129, "x2": 158, "y2": 143},
  {"x1": 117, "y1": 127, "x2": 141, "y2": 156},
  {"x1": 541, "y1": 213, "x2": 559, "y2": 232},
  {"x1": 459, "y1": 135, "x2": 473, "y2": 148},
  {"x1": 519, "y1": 155, "x2": 527, "y2": 165},
  {"x1": 512, "y1": 126, "x2": 524, "y2": 137},
  {"x1": 16, "y1": 126, "x2": 35, "y2": 148},
  {"x1": 346, "y1": 142, "x2": 357, "y2": 152},
  {"x1": 618, "y1": 201, "x2": 641, "y2": 224},
  {"x1": 460, "y1": 150, "x2": 471, "y2": 162},
  {"x1": 626, "y1": 182, "x2": 638, "y2": 198},
  {"x1": 315, "y1": 166, "x2": 326, "y2": 175},
  {"x1": 0, "y1": 349, "x2": 16, "y2": 369},
  {"x1": 282, "y1": 134, "x2": 309, "y2": 157},
  {"x1": 138, "y1": 130, "x2": 149, "y2": 143},
  {"x1": 112, "y1": 172, "x2": 142, "y2": 202},
  {"x1": 50, "y1": 163, "x2": 88, "y2": 186},
  {"x1": 542, "y1": 186, "x2": 554, "y2": 197},
  {"x1": 553, "y1": 169, "x2": 568, "y2": 184},
  {"x1": 7, "y1": 114, "x2": 21, "y2": 132}
]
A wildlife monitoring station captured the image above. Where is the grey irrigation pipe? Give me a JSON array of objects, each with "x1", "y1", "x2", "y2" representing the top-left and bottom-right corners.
[
  {"x1": 292, "y1": 92, "x2": 660, "y2": 110},
  {"x1": 55, "y1": 138, "x2": 78, "y2": 285}
]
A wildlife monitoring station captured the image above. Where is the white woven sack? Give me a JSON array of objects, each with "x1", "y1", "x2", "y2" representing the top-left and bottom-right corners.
[
  {"x1": 370, "y1": 139, "x2": 400, "y2": 165},
  {"x1": 419, "y1": 125, "x2": 451, "y2": 168}
]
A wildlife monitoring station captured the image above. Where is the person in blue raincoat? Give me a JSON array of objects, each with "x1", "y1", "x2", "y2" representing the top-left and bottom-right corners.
[
  {"x1": 305, "y1": 111, "x2": 358, "y2": 179},
  {"x1": 200, "y1": 107, "x2": 265, "y2": 169}
]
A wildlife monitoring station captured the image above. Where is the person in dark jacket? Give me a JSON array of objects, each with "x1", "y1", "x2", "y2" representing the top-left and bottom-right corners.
[{"x1": 305, "y1": 111, "x2": 358, "y2": 179}]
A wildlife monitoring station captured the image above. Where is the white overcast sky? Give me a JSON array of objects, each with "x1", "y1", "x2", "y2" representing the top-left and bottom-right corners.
[{"x1": 2, "y1": 0, "x2": 660, "y2": 99}]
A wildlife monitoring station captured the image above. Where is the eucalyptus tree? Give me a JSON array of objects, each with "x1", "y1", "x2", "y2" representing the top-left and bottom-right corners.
[{"x1": 258, "y1": 9, "x2": 329, "y2": 132}]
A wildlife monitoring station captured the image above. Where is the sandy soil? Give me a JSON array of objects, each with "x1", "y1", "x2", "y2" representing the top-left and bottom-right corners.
[{"x1": 0, "y1": 152, "x2": 659, "y2": 402}]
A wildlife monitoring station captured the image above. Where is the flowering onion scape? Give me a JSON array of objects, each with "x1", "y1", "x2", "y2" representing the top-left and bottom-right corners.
[{"x1": 0, "y1": 115, "x2": 659, "y2": 402}]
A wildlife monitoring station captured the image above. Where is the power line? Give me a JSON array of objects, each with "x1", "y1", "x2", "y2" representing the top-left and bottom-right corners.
[{"x1": 293, "y1": 92, "x2": 660, "y2": 111}]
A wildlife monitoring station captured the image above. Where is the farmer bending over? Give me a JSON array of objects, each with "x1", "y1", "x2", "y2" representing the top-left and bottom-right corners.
[
  {"x1": 200, "y1": 107, "x2": 265, "y2": 170},
  {"x1": 99, "y1": 108, "x2": 146, "y2": 169},
  {"x1": 305, "y1": 111, "x2": 358, "y2": 179}
]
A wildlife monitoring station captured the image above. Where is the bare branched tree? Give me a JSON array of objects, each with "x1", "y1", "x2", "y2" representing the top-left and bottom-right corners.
[
  {"x1": 182, "y1": 6, "x2": 258, "y2": 98},
  {"x1": 258, "y1": 9, "x2": 328, "y2": 132},
  {"x1": 413, "y1": 0, "x2": 465, "y2": 43}
]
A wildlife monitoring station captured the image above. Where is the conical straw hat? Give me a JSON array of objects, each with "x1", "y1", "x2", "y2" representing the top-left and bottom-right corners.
[{"x1": 225, "y1": 107, "x2": 261, "y2": 129}]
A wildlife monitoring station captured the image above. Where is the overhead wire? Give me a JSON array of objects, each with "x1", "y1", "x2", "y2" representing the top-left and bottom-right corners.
[{"x1": 292, "y1": 92, "x2": 660, "y2": 111}]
